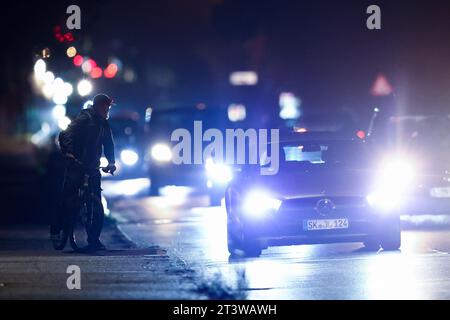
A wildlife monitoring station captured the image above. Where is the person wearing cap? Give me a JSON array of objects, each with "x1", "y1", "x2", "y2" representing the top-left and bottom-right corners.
[{"x1": 51, "y1": 94, "x2": 117, "y2": 251}]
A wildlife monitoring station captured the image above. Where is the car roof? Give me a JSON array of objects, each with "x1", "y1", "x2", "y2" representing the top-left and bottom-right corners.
[{"x1": 278, "y1": 130, "x2": 359, "y2": 144}]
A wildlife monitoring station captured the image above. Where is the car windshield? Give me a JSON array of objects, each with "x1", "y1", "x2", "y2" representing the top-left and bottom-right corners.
[{"x1": 261, "y1": 140, "x2": 370, "y2": 171}]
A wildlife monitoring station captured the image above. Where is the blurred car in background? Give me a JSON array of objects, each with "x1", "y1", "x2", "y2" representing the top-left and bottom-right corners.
[
  {"x1": 370, "y1": 114, "x2": 450, "y2": 215},
  {"x1": 225, "y1": 131, "x2": 402, "y2": 257},
  {"x1": 104, "y1": 111, "x2": 147, "y2": 180},
  {"x1": 144, "y1": 106, "x2": 241, "y2": 205}
]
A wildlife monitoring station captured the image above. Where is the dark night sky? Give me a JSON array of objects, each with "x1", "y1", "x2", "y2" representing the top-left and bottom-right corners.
[{"x1": 2, "y1": 0, "x2": 450, "y2": 127}]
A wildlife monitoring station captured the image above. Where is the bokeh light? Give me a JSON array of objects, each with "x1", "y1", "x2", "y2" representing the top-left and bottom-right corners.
[
  {"x1": 43, "y1": 71, "x2": 55, "y2": 85},
  {"x1": 82, "y1": 59, "x2": 97, "y2": 73},
  {"x1": 90, "y1": 67, "x2": 103, "y2": 79},
  {"x1": 33, "y1": 59, "x2": 46, "y2": 79},
  {"x1": 52, "y1": 105, "x2": 66, "y2": 120},
  {"x1": 73, "y1": 55, "x2": 84, "y2": 67},
  {"x1": 104, "y1": 63, "x2": 118, "y2": 78},
  {"x1": 58, "y1": 116, "x2": 71, "y2": 130},
  {"x1": 66, "y1": 46, "x2": 77, "y2": 58},
  {"x1": 77, "y1": 79, "x2": 93, "y2": 97}
]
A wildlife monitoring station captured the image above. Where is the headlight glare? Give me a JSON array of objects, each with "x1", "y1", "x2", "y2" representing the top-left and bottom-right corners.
[
  {"x1": 368, "y1": 157, "x2": 416, "y2": 211},
  {"x1": 120, "y1": 149, "x2": 139, "y2": 166},
  {"x1": 151, "y1": 144, "x2": 172, "y2": 162},
  {"x1": 205, "y1": 158, "x2": 233, "y2": 184},
  {"x1": 243, "y1": 190, "x2": 281, "y2": 217}
]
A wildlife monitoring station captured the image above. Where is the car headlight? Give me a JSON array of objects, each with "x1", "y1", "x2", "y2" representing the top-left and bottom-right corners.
[
  {"x1": 151, "y1": 144, "x2": 172, "y2": 162},
  {"x1": 367, "y1": 157, "x2": 416, "y2": 211},
  {"x1": 205, "y1": 158, "x2": 233, "y2": 184},
  {"x1": 120, "y1": 149, "x2": 139, "y2": 166},
  {"x1": 243, "y1": 190, "x2": 282, "y2": 217}
]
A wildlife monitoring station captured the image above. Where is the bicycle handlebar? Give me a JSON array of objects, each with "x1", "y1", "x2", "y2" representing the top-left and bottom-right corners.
[{"x1": 66, "y1": 155, "x2": 114, "y2": 175}]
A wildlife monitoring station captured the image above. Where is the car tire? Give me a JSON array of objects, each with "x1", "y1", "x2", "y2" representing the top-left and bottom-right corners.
[
  {"x1": 380, "y1": 225, "x2": 401, "y2": 251},
  {"x1": 227, "y1": 227, "x2": 262, "y2": 257},
  {"x1": 150, "y1": 182, "x2": 160, "y2": 196},
  {"x1": 363, "y1": 237, "x2": 380, "y2": 251},
  {"x1": 365, "y1": 218, "x2": 401, "y2": 251}
]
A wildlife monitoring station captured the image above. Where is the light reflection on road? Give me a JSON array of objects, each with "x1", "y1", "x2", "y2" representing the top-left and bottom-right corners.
[
  {"x1": 364, "y1": 252, "x2": 425, "y2": 299},
  {"x1": 110, "y1": 192, "x2": 450, "y2": 299}
]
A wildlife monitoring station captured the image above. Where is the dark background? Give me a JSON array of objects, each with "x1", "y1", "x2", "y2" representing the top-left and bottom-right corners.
[
  {"x1": 2, "y1": 0, "x2": 450, "y2": 132},
  {"x1": 1, "y1": 0, "x2": 450, "y2": 223}
]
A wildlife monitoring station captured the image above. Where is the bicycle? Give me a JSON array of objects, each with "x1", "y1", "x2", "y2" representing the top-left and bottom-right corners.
[{"x1": 52, "y1": 158, "x2": 112, "y2": 252}]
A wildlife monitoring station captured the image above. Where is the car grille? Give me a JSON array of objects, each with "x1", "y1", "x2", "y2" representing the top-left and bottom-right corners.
[
  {"x1": 278, "y1": 196, "x2": 370, "y2": 219},
  {"x1": 282, "y1": 196, "x2": 367, "y2": 209}
]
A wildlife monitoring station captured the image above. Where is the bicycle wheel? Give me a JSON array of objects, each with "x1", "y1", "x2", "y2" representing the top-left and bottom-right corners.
[
  {"x1": 69, "y1": 203, "x2": 92, "y2": 252},
  {"x1": 51, "y1": 229, "x2": 69, "y2": 250}
]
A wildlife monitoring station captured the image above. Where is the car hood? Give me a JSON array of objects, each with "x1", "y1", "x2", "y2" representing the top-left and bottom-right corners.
[{"x1": 239, "y1": 167, "x2": 375, "y2": 200}]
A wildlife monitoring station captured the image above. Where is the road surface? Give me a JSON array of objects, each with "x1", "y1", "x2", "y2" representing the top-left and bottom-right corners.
[
  {"x1": 110, "y1": 186, "x2": 450, "y2": 300},
  {"x1": 2, "y1": 179, "x2": 450, "y2": 300}
]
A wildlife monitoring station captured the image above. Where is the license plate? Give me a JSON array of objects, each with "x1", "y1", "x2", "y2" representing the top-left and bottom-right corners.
[
  {"x1": 430, "y1": 187, "x2": 450, "y2": 198},
  {"x1": 303, "y1": 218, "x2": 349, "y2": 231}
]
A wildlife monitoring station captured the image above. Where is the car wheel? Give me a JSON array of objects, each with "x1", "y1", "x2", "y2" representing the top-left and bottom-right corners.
[
  {"x1": 227, "y1": 227, "x2": 262, "y2": 257},
  {"x1": 366, "y1": 218, "x2": 401, "y2": 251},
  {"x1": 150, "y1": 182, "x2": 160, "y2": 196},
  {"x1": 363, "y1": 237, "x2": 380, "y2": 251},
  {"x1": 380, "y1": 226, "x2": 401, "y2": 251}
]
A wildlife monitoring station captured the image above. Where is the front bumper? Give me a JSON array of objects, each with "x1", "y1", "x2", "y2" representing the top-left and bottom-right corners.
[{"x1": 229, "y1": 198, "x2": 399, "y2": 247}]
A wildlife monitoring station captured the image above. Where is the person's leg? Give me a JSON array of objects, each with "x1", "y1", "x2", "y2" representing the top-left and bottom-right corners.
[
  {"x1": 62, "y1": 171, "x2": 82, "y2": 233},
  {"x1": 87, "y1": 172, "x2": 104, "y2": 246},
  {"x1": 51, "y1": 170, "x2": 82, "y2": 249},
  {"x1": 50, "y1": 168, "x2": 66, "y2": 236}
]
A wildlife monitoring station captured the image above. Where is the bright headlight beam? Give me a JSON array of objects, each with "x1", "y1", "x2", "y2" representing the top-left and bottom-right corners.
[
  {"x1": 368, "y1": 157, "x2": 416, "y2": 211},
  {"x1": 243, "y1": 190, "x2": 282, "y2": 217},
  {"x1": 120, "y1": 149, "x2": 139, "y2": 166},
  {"x1": 151, "y1": 144, "x2": 172, "y2": 162},
  {"x1": 205, "y1": 158, "x2": 233, "y2": 184}
]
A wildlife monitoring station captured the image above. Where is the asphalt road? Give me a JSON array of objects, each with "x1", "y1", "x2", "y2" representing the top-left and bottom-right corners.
[
  {"x1": 110, "y1": 189, "x2": 450, "y2": 300},
  {"x1": 2, "y1": 177, "x2": 449, "y2": 300}
]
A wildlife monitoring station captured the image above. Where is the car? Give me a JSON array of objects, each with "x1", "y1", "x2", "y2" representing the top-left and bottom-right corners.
[
  {"x1": 225, "y1": 132, "x2": 402, "y2": 257},
  {"x1": 370, "y1": 114, "x2": 450, "y2": 215},
  {"x1": 144, "y1": 106, "x2": 237, "y2": 204},
  {"x1": 105, "y1": 111, "x2": 147, "y2": 180}
]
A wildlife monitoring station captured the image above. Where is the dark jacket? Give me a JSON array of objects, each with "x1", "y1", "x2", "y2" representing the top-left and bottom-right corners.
[{"x1": 59, "y1": 108, "x2": 115, "y2": 169}]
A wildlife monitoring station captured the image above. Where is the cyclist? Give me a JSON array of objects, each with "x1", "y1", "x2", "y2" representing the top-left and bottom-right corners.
[{"x1": 51, "y1": 94, "x2": 117, "y2": 251}]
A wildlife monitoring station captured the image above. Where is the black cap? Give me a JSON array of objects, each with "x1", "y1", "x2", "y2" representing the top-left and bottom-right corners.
[{"x1": 93, "y1": 93, "x2": 115, "y2": 107}]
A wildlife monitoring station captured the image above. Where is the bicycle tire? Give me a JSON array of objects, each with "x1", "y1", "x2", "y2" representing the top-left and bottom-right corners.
[
  {"x1": 69, "y1": 206, "x2": 91, "y2": 252},
  {"x1": 69, "y1": 195, "x2": 102, "y2": 252},
  {"x1": 51, "y1": 230, "x2": 69, "y2": 250}
]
